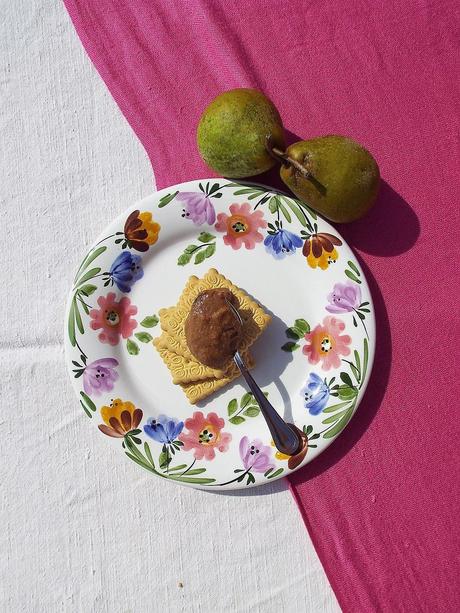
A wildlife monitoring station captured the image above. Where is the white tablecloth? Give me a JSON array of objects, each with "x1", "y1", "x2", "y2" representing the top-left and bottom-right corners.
[{"x1": 0, "y1": 2, "x2": 340, "y2": 611}]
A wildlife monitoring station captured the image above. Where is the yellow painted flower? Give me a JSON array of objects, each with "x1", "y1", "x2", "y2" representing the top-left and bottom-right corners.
[
  {"x1": 138, "y1": 212, "x2": 160, "y2": 246},
  {"x1": 98, "y1": 398, "x2": 143, "y2": 438},
  {"x1": 124, "y1": 209, "x2": 160, "y2": 252},
  {"x1": 302, "y1": 233, "x2": 342, "y2": 270}
]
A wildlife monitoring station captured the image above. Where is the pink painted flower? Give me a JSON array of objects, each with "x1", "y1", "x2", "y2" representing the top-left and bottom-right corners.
[
  {"x1": 326, "y1": 281, "x2": 361, "y2": 314},
  {"x1": 83, "y1": 358, "x2": 119, "y2": 396},
  {"x1": 89, "y1": 292, "x2": 138, "y2": 345},
  {"x1": 178, "y1": 411, "x2": 232, "y2": 461},
  {"x1": 176, "y1": 192, "x2": 216, "y2": 225},
  {"x1": 303, "y1": 316, "x2": 351, "y2": 371},
  {"x1": 239, "y1": 436, "x2": 275, "y2": 473},
  {"x1": 215, "y1": 202, "x2": 267, "y2": 250}
]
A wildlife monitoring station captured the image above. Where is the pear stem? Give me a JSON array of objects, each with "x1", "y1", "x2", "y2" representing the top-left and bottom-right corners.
[
  {"x1": 266, "y1": 136, "x2": 327, "y2": 196},
  {"x1": 270, "y1": 146, "x2": 312, "y2": 179},
  {"x1": 265, "y1": 135, "x2": 312, "y2": 178}
]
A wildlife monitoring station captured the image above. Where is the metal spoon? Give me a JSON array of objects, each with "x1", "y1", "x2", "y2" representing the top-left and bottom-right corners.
[{"x1": 226, "y1": 299, "x2": 302, "y2": 456}]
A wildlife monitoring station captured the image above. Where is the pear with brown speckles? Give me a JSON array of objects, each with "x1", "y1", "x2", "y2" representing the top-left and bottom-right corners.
[{"x1": 280, "y1": 136, "x2": 380, "y2": 223}]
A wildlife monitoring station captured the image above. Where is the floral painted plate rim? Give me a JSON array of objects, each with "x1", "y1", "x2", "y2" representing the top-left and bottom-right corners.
[{"x1": 64, "y1": 179, "x2": 375, "y2": 490}]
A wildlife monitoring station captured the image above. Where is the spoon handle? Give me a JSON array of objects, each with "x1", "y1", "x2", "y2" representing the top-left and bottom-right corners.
[{"x1": 233, "y1": 352, "x2": 301, "y2": 456}]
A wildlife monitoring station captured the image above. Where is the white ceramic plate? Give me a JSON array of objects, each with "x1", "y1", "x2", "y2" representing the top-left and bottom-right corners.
[{"x1": 65, "y1": 179, "x2": 375, "y2": 490}]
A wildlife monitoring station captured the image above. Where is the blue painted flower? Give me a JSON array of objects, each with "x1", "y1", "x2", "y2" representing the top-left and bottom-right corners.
[
  {"x1": 109, "y1": 251, "x2": 143, "y2": 292},
  {"x1": 301, "y1": 373, "x2": 330, "y2": 415},
  {"x1": 264, "y1": 229, "x2": 303, "y2": 259},
  {"x1": 144, "y1": 415, "x2": 184, "y2": 444}
]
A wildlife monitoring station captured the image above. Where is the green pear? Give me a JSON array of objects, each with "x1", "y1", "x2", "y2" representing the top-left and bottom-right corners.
[
  {"x1": 279, "y1": 136, "x2": 380, "y2": 222},
  {"x1": 197, "y1": 89, "x2": 285, "y2": 178}
]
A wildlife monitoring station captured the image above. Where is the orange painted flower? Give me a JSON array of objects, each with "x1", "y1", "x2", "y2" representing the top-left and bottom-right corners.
[
  {"x1": 179, "y1": 411, "x2": 232, "y2": 460},
  {"x1": 98, "y1": 398, "x2": 143, "y2": 438},
  {"x1": 302, "y1": 233, "x2": 342, "y2": 270},
  {"x1": 303, "y1": 316, "x2": 351, "y2": 370},
  {"x1": 271, "y1": 427, "x2": 308, "y2": 469},
  {"x1": 215, "y1": 202, "x2": 267, "y2": 250},
  {"x1": 123, "y1": 210, "x2": 160, "y2": 252}
]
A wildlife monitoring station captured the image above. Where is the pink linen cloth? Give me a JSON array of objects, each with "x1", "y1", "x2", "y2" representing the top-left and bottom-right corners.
[{"x1": 63, "y1": 1, "x2": 460, "y2": 610}]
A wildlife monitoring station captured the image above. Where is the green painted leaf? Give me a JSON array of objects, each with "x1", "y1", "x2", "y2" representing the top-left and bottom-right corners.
[
  {"x1": 141, "y1": 315, "x2": 159, "y2": 328},
  {"x1": 184, "y1": 244, "x2": 198, "y2": 253},
  {"x1": 323, "y1": 407, "x2": 354, "y2": 439},
  {"x1": 354, "y1": 350, "x2": 361, "y2": 376},
  {"x1": 227, "y1": 398, "x2": 238, "y2": 416},
  {"x1": 194, "y1": 250, "x2": 206, "y2": 265},
  {"x1": 293, "y1": 196, "x2": 317, "y2": 219},
  {"x1": 233, "y1": 188, "x2": 257, "y2": 195},
  {"x1": 73, "y1": 299, "x2": 84, "y2": 334},
  {"x1": 267, "y1": 468, "x2": 284, "y2": 479},
  {"x1": 79, "y1": 284, "x2": 97, "y2": 297},
  {"x1": 230, "y1": 416, "x2": 245, "y2": 425},
  {"x1": 244, "y1": 407, "x2": 260, "y2": 417},
  {"x1": 294, "y1": 319, "x2": 310, "y2": 334},
  {"x1": 169, "y1": 476, "x2": 216, "y2": 484},
  {"x1": 345, "y1": 270, "x2": 362, "y2": 284},
  {"x1": 125, "y1": 452, "x2": 155, "y2": 473},
  {"x1": 360, "y1": 301, "x2": 370, "y2": 307},
  {"x1": 322, "y1": 401, "x2": 350, "y2": 413},
  {"x1": 158, "y1": 191, "x2": 178, "y2": 207},
  {"x1": 182, "y1": 468, "x2": 207, "y2": 476},
  {"x1": 204, "y1": 243, "x2": 216, "y2": 258},
  {"x1": 208, "y1": 183, "x2": 221, "y2": 196},
  {"x1": 126, "y1": 338, "x2": 140, "y2": 355},
  {"x1": 80, "y1": 391, "x2": 96, "y2": 412},
  {"x1": 281, "y1": 341, "x2": 300, "y2": 352},
  {"x1": 135, "y1": 332, "x2": 153, "y2": 343},
  {"x1": 277, "y1": 198, "x2": 292, "y2": 223},
  {"x1": 306, "y1": 425, "x2": 313, "y2": 435},
  {"x1": 248, "y1": 191, "x2": 264, "y2": 200},
  {"x1": 197, "y1": 231, "x2": 215, "y2": 243},
  {"x1": 310, "y1": 433, "x2": 320, "y2": 440},
  {"x1": 159, "y1": 450, "x2": 171, "y2": 469},
  {"x1": 362, "y1": 338, "x2": 369, "y2": 381},
  {"x1": 349, "y1": 363, "x2": 360, "y2": 383},
  {"x1": 177, "y1": 252, "x2": 192, "y2": 266},
  {"x1": 347, "y1": 260, "x2": 360, "y2": 276},
  {"x1": 268, "y1": 196, "x2": 278, "y2": 213},
  {"x1": 76, "y1": 267, "x2": 101, "y2": 287},
  {"x1": 80, "y1": 400, "x2": 92, "y2": 418},
  {"x1": 78, "y1": 299, "x2": 90, "y2": 315},
  {"x1": 282, "y1": 197, "x2": 307, "y2": 227},
  {"x1": 357, "y1": 311, "x2": 366, "y2": 320},
  {"x1": 167, "y1": 464, "x2": 188, "y2": 473},
  {"x1": 286, "y1": 327, "x2": 301, "y2": 340},
  {"x1": 264, "y1": 468, "x2": 274, "y2": 476},
  {"x1": 322, "y1": 409, "x2": 349, "y2": 424},
  {"x1": 246, "y1": 472, "x2": 256, "y2": 485},
  {"x1": 75, "y1": 246, "x2": 107, "y2": 281},
  {"x1": 240, "y1": 392, "x2": 254, "y2": 408},
  {"x1": 359, "y1": 307, "x2": 370, "y2": 313},
  {"x1": 337, "y1": 385, "x2": 357, "y2": 400},
  {"x1": 68, "y1": 300, "x2": 76, "y2": 346},
  {"x1": 340, "y1": 372, "x2": 354, "y2": 388}
]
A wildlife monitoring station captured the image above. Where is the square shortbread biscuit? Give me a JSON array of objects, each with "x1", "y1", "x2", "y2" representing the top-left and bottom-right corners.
[{"x1": 159, "y1": 268, "x2": 271, "y2": 355}]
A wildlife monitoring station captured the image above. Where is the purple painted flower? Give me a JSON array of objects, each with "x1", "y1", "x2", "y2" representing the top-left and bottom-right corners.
[
  {"x1": 326, "y1": 281, "x2": 362, "y2": 314},
  {"x1": 301, "y1": 373, "x2": 330, "y2": 415},
  {"x1": 239, "y1": 436, "x2": 275, "y2": 473},
  {"x1": 176, "y1": 192, "x2": 216, "y2": 225},
  {"x1": 83, "y1": 358, "x2": 119, "y2": 396}
]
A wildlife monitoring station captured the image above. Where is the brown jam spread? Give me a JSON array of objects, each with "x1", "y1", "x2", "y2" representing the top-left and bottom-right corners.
[{"x1": 184, "y1": 289, "x2": 242, "y2": 368}]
